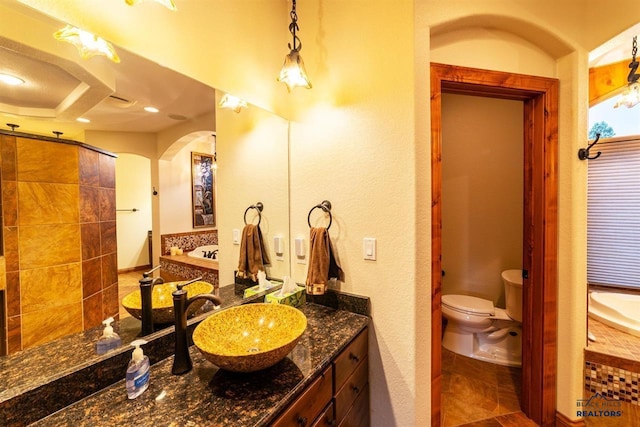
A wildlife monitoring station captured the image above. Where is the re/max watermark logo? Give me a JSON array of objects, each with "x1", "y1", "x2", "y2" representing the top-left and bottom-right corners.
[{"x1": 576, "y1": 392, "x2": 623, "y2": 417}]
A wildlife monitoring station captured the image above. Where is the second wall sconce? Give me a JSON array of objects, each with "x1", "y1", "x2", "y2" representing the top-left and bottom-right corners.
[{"x1": 219, "y1": 94, "x2": 248, "y2": 113}]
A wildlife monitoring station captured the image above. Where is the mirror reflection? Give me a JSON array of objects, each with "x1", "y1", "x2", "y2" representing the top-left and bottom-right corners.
[{"x1": 0, "y1": 0, "x2": 290, "y2": 363}]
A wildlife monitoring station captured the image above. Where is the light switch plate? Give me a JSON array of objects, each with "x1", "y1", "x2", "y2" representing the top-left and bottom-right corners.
[
  {"x1": 295, "y1": 237, "x2": 306, "y2": 264},
  {"x1": 363, "y1": 237, "x2": 376, "y2": 260},
  {"x1": 274, "y1": 235, "x2": 284, "y2": 260},
  {"x1": 232, "y1": 229, "x2": 240, "y2": 245}
]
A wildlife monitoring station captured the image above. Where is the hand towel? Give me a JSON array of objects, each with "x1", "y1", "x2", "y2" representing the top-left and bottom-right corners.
[
  {"x1": 305, "y1": 227, "x2": 343, "y2": 295},
  {"x1": 236, "y1": 224, "x2": 270, "y2": 282}
]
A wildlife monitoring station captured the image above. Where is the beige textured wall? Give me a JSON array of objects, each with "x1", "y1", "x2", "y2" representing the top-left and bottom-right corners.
[
  {"x1": 158, "y1": 136, "x2": 213, "y2": 234},
  {"x1": 13, "y1": 0, "x2": 640, "y2": 423},
  {"x1": 115, "y1": 153, "x2": 152, "y2": 270},
  {"x1": 441, "y1": 94, "x2": 523, "y2": 307}
]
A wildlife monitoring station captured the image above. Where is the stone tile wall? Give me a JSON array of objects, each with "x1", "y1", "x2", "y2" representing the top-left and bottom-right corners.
[
  {"x1": 160, "y1": 229, "x2": 218, "y2": 255},
  {"x1": 1, "y1": 135, "x2": 117, "y2": 354}
]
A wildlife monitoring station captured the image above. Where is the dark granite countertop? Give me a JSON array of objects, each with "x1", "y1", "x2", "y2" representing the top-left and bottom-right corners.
[
  {"x1": 32, "y1": 304, "x2": 369, "y2": 427},
  {"x1": 1, "y1": 283, "x2": 280, "y2": 426}
]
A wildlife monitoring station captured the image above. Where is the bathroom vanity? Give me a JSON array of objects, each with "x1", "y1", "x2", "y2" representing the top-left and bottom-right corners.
[{"x1": 29, "y1": 304, "x2": 369, "y2": 426}]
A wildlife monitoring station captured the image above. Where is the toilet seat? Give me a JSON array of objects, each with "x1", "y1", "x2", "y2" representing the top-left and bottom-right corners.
[{"x1": 442, "y1": 294, "x2": 495, "y2": 317}]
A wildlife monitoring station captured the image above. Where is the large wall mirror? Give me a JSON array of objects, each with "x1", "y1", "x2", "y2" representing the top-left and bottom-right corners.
[{"x1": 0, "y1": 0, "x2": 290, "y2": 392}]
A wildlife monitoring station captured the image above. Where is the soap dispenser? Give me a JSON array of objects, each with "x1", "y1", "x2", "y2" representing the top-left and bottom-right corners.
[
  {"x1": 96, "y1": 317, "x2": 121, "y2": 355},
  {"x1": 126, "y1": 339, "x2": 150, "y2": 399}
]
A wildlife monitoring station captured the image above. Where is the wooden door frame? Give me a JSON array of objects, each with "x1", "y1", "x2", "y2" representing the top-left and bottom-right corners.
[{"x1": 430, "y1": 63, "x2": 559, "y2": 426}]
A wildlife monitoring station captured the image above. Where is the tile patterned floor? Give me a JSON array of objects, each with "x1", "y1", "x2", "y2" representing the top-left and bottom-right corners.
[
  {"x1": 118, "y1": 270, "x2": 146, "y2": 319},
  {"x1": 441, "y1": 348, "x2": 537, "y2": 426}
]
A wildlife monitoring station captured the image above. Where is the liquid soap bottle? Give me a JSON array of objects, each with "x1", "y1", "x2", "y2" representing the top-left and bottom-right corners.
[
  {"x1": 126, "y1": 339, "x2": 150, "y2": 399},
  {"x1": 95, "y1": 317, "x2": 121, "y2": 355}
]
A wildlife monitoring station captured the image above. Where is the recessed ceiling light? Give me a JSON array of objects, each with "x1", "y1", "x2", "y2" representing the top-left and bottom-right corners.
[
  {"x1": 0, "y1": 73, "x2": 25, "y2": 86},
  {"x1": 144, "y1": 106, "x2": 159, "y2": 113},
  {"x1": 76, "y1": 117, "x2": 90, "y2": 123}
]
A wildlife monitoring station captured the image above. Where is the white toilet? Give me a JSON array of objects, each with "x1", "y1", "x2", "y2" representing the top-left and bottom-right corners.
[{"x1": 441, "y1": 269, "x2": 523, "y2": 367}]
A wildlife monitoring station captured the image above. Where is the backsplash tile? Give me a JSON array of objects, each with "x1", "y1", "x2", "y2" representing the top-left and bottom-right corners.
[{"x1": 161, "y1": 230, "x2": 218, "y2": 254}]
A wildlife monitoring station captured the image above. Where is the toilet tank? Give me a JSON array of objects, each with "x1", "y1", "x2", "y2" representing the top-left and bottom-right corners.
[{"x1": 502, "y1": 269, "x2": 523, "y2": 322}]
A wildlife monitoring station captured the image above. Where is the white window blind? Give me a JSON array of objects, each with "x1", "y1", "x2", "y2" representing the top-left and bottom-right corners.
[{"x1": 587, "y1": 137, "x2": 640, "y2": 288}]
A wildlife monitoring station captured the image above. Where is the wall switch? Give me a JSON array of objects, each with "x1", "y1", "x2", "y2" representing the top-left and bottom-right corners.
[
  {"x1": 363, "y1": 237, "x2": 377, "y2": 260},
  {"x1": 232, "y1": 228, "x2": 240, "y2": 245}
]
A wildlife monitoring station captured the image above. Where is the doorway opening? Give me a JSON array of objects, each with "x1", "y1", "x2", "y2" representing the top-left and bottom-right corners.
[{"x1": 430, "y1": 63, "x2": 559, "y2": 426}]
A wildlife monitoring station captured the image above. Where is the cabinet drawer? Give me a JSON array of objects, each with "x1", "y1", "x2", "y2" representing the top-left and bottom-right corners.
[
  {"x1": 272, "y1": 365, "x2": 333, "y2": 427},
  {"x1": 334, "y1": 328, "x2": 368, "y2": 391},
  {"x1": 335, "y1": 356, "x2": 368, "y2": 423},
  {"x1": 338, "y1": 383, "x2": 370, "y2": 427},
  {"x1": 311, "y1": 402, "x2": 335, "y2": 427}
]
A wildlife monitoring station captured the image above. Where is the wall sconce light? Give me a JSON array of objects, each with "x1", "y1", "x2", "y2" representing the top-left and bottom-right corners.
[
  {"x1": 614, "y1": 35, "x2": 640, "y2": 108},
  {"x1": 124, "y1": 0, "x2": 177, "y2": 11},
  {"x1": 219, "y1": 94, "x2": 248, "y2": 113},
  {"x1": 210, "y1": 134, "x2": 218, "y2": 170},
  {"x1": 53, "y1": 25, "x2": 120, "y2": 63},
  {"x1": 277, "y1": 0, "x2": 312, "y2": 91}
]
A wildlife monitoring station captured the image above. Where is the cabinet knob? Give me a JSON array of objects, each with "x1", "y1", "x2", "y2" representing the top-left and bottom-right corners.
[
  {"x1": 352, "y1": 384, "x2": 360, "y2": 394},
  {"x1": 297, "y1": 416, "x2": 308, "y2": 426},
  {"x1": 325, "y1": 418, "x2": 337, "y2": 426},
  {"x1": 349, "y1": 352, "x2": 360, "y2": 363}
]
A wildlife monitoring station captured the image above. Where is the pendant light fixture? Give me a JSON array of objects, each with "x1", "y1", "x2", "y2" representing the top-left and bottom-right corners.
[
  {"x1": 614, "y1": 35, "x2": 640, "y2": 108},
  {"x1": 124, "y1": 0, "x2": 177, "y2": 11},
  {"x1": 277, "y1": 0, "x2": 312, "y2": 91},
  {"x1": 53, "y1": 25, "x2": 120, "y2": 63}
]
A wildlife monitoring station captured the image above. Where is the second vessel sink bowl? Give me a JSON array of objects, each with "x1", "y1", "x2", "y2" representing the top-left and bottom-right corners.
[
  {"x1": 122, "y1": 280, "x2": 214, "y2": 324},
  {"x1": 192, "y1": 303, "x2": 307, "y2": 372}
]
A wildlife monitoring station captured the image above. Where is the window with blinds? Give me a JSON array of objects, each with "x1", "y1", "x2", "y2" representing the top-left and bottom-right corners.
[{"x1": 587, "y1": 137, "x2": 640, "y2": 288}]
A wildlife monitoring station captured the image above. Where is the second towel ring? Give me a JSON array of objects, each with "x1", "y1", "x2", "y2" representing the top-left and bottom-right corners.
[
  {"x1": 307, "y1": 200, "x2": 332, "y2": 229},
  {"x1": 244, "y1": 202, "x2": 263, "y2": 226}
]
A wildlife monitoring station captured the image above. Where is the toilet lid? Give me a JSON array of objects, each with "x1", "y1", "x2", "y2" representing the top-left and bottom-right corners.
[{"x1": 442, "y1": 294, "x2": 495, "y2": 316}]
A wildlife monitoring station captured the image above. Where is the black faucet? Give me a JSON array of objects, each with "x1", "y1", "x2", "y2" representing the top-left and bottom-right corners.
[
  {"x1": 172, "y1": 277, "x2": 222, "y2": 375},
  {"x1": 139, "y1": 265, "x2": 165, "y2": 336}
]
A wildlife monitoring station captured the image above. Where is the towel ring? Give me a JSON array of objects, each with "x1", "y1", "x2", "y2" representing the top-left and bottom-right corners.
[
  {"x1": 307, "y1": 200, "x2": 332, "y2": 230},
  {"x1": 244, "y1": 202, "x2": 263, "y2": 226}
]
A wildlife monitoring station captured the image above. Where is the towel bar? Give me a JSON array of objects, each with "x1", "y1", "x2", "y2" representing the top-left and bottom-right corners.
[
  {"x1": 244, "y1": 202, "x2": 263, "y2": 225},
  {"x1": 307, "y1": 200, "x2": 332, "y2": 229}
]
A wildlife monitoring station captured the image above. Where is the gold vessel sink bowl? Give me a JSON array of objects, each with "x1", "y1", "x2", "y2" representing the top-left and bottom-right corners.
[
  {"x1": 193, "y1": 303, "x2": 307, "y2": 372},
  {"x1": 122, "y1": 280, "x2": 214, "y2": 324}
]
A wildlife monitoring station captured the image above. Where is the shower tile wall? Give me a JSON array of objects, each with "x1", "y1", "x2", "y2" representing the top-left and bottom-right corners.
[{"x1": 1, "y1": 134, "x2": 117, "y2": 354}]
